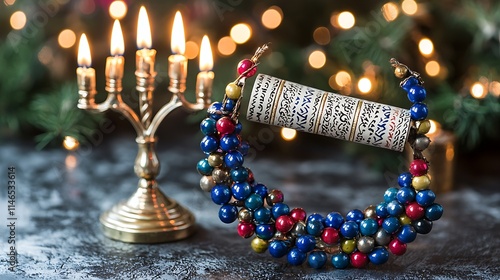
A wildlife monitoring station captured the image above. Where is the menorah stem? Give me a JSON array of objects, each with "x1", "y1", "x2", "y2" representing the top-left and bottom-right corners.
[{"x1": 136, "y1": 74, "x2": 155, "y2": 130}]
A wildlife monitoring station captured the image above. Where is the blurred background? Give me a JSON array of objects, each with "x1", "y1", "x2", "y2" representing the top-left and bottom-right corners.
[{"x1": 1, "y1": 0, "x2": 499, "y2": 177}]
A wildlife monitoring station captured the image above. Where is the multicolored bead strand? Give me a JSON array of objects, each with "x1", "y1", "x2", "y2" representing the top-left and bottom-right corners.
[{"x1": 197, "y1": 48, "x2": 443, "y2": 269}]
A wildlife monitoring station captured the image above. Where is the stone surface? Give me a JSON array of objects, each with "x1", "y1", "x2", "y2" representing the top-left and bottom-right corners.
[{"x1": 0, "y1": 135, "x2": 499, "y2": 279}]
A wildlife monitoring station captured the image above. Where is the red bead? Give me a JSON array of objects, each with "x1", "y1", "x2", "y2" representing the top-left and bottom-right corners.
[
  {"x1": 377, "y1": 218, "x2": 384, "y2": 227},
  {"x1": 237, "y1": 59, "x2": 257, "y2": 77},
  {"x1": 290, "y1": 207, "x2": 306, "y2": 222},
  {"x1": 350, "y1": 252, "x2": 369, "y2": 268},
  {"x1": 389, "y1": 239, "x2": 407, "y2": 255},
  {"x1": 247, "y1": 168, "x2": 254, "y2": 183},
  {"x1": 275, "y1": 215, "x2": 295, "y2": 233},
  {"x1": 405, "y1": 202, "x2": 425, "y2": 220},
  {"x1": 216, "y1": 117, "x2": 236, "y2": 135},
  {"x1": 409, "y1": 159, "x2": 428, "y2": 176},
  {"x1": 321, "y1": 227, "x2": 340, "y2": 244},
  {"x1": 237, "y1": 222, "x2": 255, "y2": 238}
]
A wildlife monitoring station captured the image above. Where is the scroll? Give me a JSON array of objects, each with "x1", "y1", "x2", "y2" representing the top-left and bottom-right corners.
[{"x1": 246, "y1": 74, "x2": 411, "y2": 152}]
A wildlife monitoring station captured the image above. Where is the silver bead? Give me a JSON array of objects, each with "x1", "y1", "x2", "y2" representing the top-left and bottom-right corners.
[
  {"x1": 290, "y1": 221, "x2": 306, "y2": 238},
  {"x1": 238, "y1": 208, "x2": 253, "y2": 223},
  {"x1": 199, "y1": 176, "x2": 215, "y2": 192},
  {"x1": 374, "y1": 228, "x2": 391, "y2": 246},
  {"x1": 357, "y1": 236, "x2": 375, "y2": 253},
  {"x1": 212, "y1": 168, "x2": 229, "y2": 184},
  {"x1": 414, "y1": 136, "x2": 430, "y2": 151},
  {"x1": 363, "y1": 205, "x2": 377, "y2": 219}
]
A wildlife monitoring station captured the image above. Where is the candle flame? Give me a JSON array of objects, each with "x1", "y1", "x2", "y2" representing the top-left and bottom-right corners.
[
  {"x1": 199, "y1": 35, "x2": 213, "y2": 71},
  {"x1": 77, "y1": 33, "x2": 92, "y2": 67},
  {"x1": 110, "y1": 20, "x2": 124, "y2": 55},
  {"x1": 171, "y1": 11, "x2": 185, "y2": 54},
  {"x1": 137, "y1": 6, "x2": 152, "y2": 49}
]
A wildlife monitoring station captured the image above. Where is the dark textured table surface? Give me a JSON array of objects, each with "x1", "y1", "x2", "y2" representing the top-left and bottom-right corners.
[{"x1": 1, "y1": 131, "x2": 499, "y2": 279}]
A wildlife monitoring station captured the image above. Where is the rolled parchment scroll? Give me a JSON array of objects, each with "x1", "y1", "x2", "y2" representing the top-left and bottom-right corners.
[{"x1": 246, "y1": 74, "x2": 411, "y2": 152}]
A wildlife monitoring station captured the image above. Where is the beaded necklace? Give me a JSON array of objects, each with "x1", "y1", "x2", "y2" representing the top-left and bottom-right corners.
[{"x1": 196, "y1": 45, "x2": 443, "y2": 269}]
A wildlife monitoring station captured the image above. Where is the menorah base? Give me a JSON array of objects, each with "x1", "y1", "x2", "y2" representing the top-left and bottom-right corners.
[{"x1": 99, "y1": 182, "x2": 196, "y2": 243}]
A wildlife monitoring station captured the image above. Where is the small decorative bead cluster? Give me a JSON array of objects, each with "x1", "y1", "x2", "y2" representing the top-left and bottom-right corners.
[{"x1": 197, "y1": 48, "x2": 443, "y2": 269}]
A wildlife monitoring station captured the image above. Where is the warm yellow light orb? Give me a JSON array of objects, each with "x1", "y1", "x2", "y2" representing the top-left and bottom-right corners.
[
  {"x1": 419, "y1": 38, "x2": 434, "y2": 56},
  {"x1": 425, "y1": 60, "x2": 440, "y2": 77},
  {"x1": 63, "y1": 136, "x2": 80, "y2": 151},
  {"x1": 4, "y1": 0, "x2": 16, "y2": 6},
  {"x1": 489, "y1": 81, "x2": 500, "y2": 97},
  {"x1": 261, "y1": 6, "x2": 283, "y2": 29},
  {"x1": 308, "y1": 50, "x2": 326, "y2": 69},
  {"x1": 337, "y1": 11, "x2": 355, "y2": 29},
  {"x1": 470, "y1": 82, "x2": 487, "y2": 99},
  {"x1": 58, "y1": 29, "x2": 77, "y2": 49},
  {"x1": 217, "y1": 36, "x2": 236, "y2": 56},
  {"x1": 230, "y1": 23, "x2": 252, "y2": 44},
  {"x1": 109, "y1": 1, "x2": 127, "y2": 20},
  {"x1": 357, "y1": 77, "x2": 372, "y2": 94},
  {"x1": 313, "y1": 27, "x2": 330, "y2": 45},
  {"x1": 10, "y1": 11, "x2": 26, "y2": 30},
  {"x1": 382, "y1": 2, "x2": 399, "y2": 22},
  {"x1": 402, "y1": 0, "x2": 418, "y2": 15},
  {"x1": 185, "y1": 41, "x2": 199, "y2": 60},
  {"x1": 281, "y1": 128, "x2": 297, "y2": 141},
  {"x1": 335, "y1": 71, "x2": 352, "y2": 87}
]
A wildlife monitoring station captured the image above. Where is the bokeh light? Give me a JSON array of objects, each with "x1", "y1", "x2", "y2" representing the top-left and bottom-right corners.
[
  {"x1": 230, "y1": 23, "x2": 252, "y2": 44},
  {"x1": 382, "y1": 2, "x2": 399, "y2": 22},
  {"x1": 489, "y1": 81, "x2": 500, "y2": 97},
  {"x1": 313, "y1": 27, "x2": 330, "y2": 45},
  {"x1": 38, "y1": 46, "x2": 54, "y2": 65},
  {"x1": 335, "y1": 71, "x2": 352, "y2": 87},
  {"x1": 185, "y1": 40, "x2": 199, "y2": 59},
  {"x1": 470, "y1": 82, "x2": 487, "y2": 99},
  {"x1": 58, "y1": 29, "x2": 77, "y2": 49},
  {"x1": 109, "y1": 1, "x2": 127, "y2": 20},
  {"x1": 357, "y1": 77, "x2": 372, "y2": 94},
  {"x1": 65, "y1": 155, "x2": 78, "y2": 170},
  {"x1": 261, "y1": 6, "x2": 283, "y2": 29},
  {"x1": 63, "y1": 136, "x2": 80, "y2": 151},
  {"x1": 281, "y1": 128, "x2": 297, "y2": 141},
  {"x1": 425, "y1": 60, "x2": 440, "y2": 77},
  {"x1": 308, "y1": 50, "x2": 326, "y2": 69},
  {"x1": 419, "y1": 38, "x2": 434, "y2": 56},
  {"x1": 217, "y1": 36, "x2": 236, "y2": 56},
  {"x1": 10, "y1": 11, "x2": 26, "y2": 30},
  {"x1": 4, "y1": 0, "x2": 16, "y2": 6},
  {"x1": 337, "y1": 11, "x2": 355, "y2": 29},
  {"x1": 402, "y1": 0, "x2": 418, "y2": 15},
  {"x1": 427, "y1": 120, "x2": 441, "y2": 135}
]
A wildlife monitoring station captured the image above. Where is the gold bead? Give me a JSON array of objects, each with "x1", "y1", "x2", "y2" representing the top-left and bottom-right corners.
[
  {"x1": 341, "y1": 239, "x2": 356, "y2": 253},
  {"x1": 412, "y1": 174, "x2": 431, "y2": 191},
  {"x1": 394, "y1": 66, "x2": 408, "y2": 78},
  {"x1": 225, "y1": 83, "x2": 242, "y2": 99},
  {"x1": 324, "y1": 244, "x2": 342, "y2": 255},
  {"x1": 363, "y1": 205, "x2": 377, "y2": 219},
  {"x1": 416, "y1": 120, "x2": 431, "y2": 134},
  {"x1": 238, "y1": 208, "x2": 253, "y2": 223},
  {"x1": 399, "y1": 214, "x2": 412, "y2": 225},
  {"x1": 251, "y1": 237, "x2": 268, "y2": 253},
  {"x1": 208, "y1": 152, "x2": 224, "y2": 167}
]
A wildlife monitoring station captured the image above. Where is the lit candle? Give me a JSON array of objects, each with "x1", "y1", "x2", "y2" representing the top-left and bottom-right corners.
[
  {"x1": 106, "y1": 20, "x2": 125, "y2": 81},
  {"x1": 76, "y1": 33, "x2": 96, "y2": 106},
  {"x1": 196, "y1": 35, "x2": 214, "y2": 105},
  {"x1": 136, "y1": 6, "x2": 156, "y2": 77},
  {"x1": 168, "y1": 11, "x2": 187, "y2": 87}
]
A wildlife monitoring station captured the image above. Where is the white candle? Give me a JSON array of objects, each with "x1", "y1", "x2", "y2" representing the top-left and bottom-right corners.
[
  {"x1": 106, "y1": 20, "x2": 125, "y2": 80},
  {"x1": 136, "y1": 6, "x2": 156, "y2": 77},
  {"x1": 196, "y1": 35, "x2": 214, "y2": 105}
]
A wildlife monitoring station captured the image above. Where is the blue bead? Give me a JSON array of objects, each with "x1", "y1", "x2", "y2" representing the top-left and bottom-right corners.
[
  {"x1": 425, "y1": 203, "x2": 443, "y2": 221},
  {"x1": 325, "y1": 212, "x2": 345, "y2": 229},
  {"x1": 271, "y1": 203, "x2": 290, "y2": 219},
  {"x1": 397, "y1": 224, "x2": 417, "y2": 243},
  {"x1": 256, "y1": 224, "x2": 275, "y2": 240},
  {"x1": 234, "y1": 122, "x2": 243, "y2": 134},
  {"x1": 200, "y1": 118, "x2": 217, "y2": 135},
  {"x1": 398, "y1": 172, "x2": 413, "y2": 188},
  {"x1": 346, "y1": 209, "x2": 364, "y2": 223},
  {"x1": 230, "y1": 168, "x2": 248, "y2": 183},
  {"x1": 196, "y1": 158, "x2": 213, "y2": 176},
  {"x1": 376, "y1": 202, "x2": 389, "y2": 218},
  {"x1": 412, "y1": 219, "x2": 433, "y2": 234},
  {"x1": 360, "y1": 218, "x2": 378, "y2": 236},
  {"x1": 416, "y1": 189, "x2": 436, "y2": 207},
  {"x1": 224, "y1": 151, "x2": 244, "y2": 169},
  {"x1": 287, "y1": 247, "x2": 307, "y2": 266},
  {"x1": 306, "y1": 220, "x2": 324, "y2": 236},
  {"x1": 387, "y1": 200, "x2": 404, "y2": 216},
  {"x1": 211, "y1": 185, "x2": 231, "y2": 205},
  {"x1": 368, "y1": 247, "x2": 389, "y2": 265},
  {"x1": 402, "y1": 76, "x2": 419, "y2": 92},
  {"x1": 232, "y1": 182, "x2": 252, "y2": 200},
  {"x1": 223, "y1": 99, "x2": 235, "y2": 111},
  {"x1": 331, "y1": 252, "x2": 350, "y2": 269},
  {"x1": 238, "y1": 141, "x2": 250, "y2": 156},
  {"x1": 384, "y1": 187, "x2": 399, "y2": 203},
  {"x1": 254, "y1": 207, "x2": 271, "y2": 224},
  {"x1": 245, "y1": 193, "x2": 263, "y2": 210},
  {"x1": 340, "y1": 220, "x2": 359, "y2": 238},
  {"x1": 269, "y1": 240, "x2": 288, "y2": 258},
  {"x1": 382, "y1": 216, "x2": 400, "y2": 234},
  {"x1": 397, "y1": 187, "x2": 416, "y2": 204},
  {"x1": 252, "y1": 183, "x2": 268, "y2": 198},
  {"x1": 220, "y1": 134, "x2": 240, "y2": 152},
  {"x1": 308, "y1": 251, "x2": 327, "y2": 269},
  {"x1": 407, "y1": 85, "x2": 427, "y2": 103},
  {"x1": 218, "y1": 205, "x2": 238, "y2": 223},
  {"x1": 200, "y1": 136, "x2": 218, "y2": 154},
  {"x1": 208, "y1": 102, "x2": 223, "y2": 120},
  {"x1": 410, "y1": 102, "x2": 428, "y2": 120},
  {"x1": 307, "y1": 213, "x2": 324, "y2": 224},
  {"x1": 296, "y1": 235, "x2": 316, "y2": 253}
]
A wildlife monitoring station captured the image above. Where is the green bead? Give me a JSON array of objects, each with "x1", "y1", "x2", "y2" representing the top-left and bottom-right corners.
[
  {"x1": 226, "y1": 83, "x2": 241, "y2": 99},
  {"x1": 399, "y1": 214, "x2": 412, "y2": 225},
  {"x1": 341, "y1": 239, "x2": 356, "y2": 253},
  {"x1": 251, "y1": 237, "x2": 268, "y2": 253}
]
